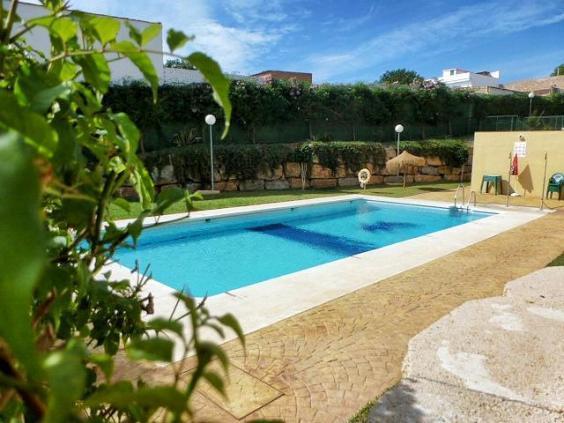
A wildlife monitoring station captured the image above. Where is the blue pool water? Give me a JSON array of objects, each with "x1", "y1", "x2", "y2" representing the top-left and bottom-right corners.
[{"x1": 116, "y1": 200, "x2": 491, "y2": 296}]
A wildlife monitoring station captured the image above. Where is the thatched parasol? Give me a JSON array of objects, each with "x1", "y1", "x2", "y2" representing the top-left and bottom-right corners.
[{"x1": 386, "y1": 150, "x2": 426, "y2": 187}]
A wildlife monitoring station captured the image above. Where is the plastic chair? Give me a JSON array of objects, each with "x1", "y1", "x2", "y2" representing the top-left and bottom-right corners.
[
  {"x1": 480, "y1": 175, "x2": 502, "y2": 195},
  {"x1": 547, "y1": 173, "x2": 564, "y2": 200}
]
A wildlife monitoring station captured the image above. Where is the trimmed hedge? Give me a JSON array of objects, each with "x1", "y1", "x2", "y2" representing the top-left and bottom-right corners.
[
  {"x1": 143, "y1": 140, "x2": 467, "y2": 185},
  {"x1": 106, "y1": 80, "x2": 564, "y2": 148}
]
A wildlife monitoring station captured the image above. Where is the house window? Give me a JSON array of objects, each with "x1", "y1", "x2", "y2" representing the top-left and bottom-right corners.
[{"x1": 449, "y1": 69, "x2": 455, "y2": 76}]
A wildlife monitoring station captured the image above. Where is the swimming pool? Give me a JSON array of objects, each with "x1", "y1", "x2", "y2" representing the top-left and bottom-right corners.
[{"x1": 116, "y1": 199, "x2": 491, "y2": 297}]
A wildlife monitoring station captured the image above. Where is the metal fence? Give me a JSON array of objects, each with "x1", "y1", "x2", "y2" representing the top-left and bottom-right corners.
[{"x1": 479, "y1": 115, "x2": 564, "y2": 132}]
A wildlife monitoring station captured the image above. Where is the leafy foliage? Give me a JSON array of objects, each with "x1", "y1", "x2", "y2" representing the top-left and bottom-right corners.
[
  {"x1": 105, "y1": 80, "x2": 564, "y2": 148},
  {"x1": 400, "y1": 139, "x2": 469, "y2": 167},
  {"x1": 378, "y1": 68, "x2": 424, "y2": 85},
  {"x1": 0, "y1": 1, "x2": 248, "y2": 421},
  {"x1": 165, "y1": 58, "x2": 196, "y2": 70},
  {"x1": 550, "y1": 64, "x2": 564, "y2": 77}
]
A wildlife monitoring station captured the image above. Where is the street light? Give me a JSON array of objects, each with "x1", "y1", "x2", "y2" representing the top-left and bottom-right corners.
[
  {"x1": 205, "y1": 114, "x2": 216, "y2": 191},
  {"x1": 394, "y1": 124, "x2": 404, "y2": 156},
  {"x1": 528, "y1": 91, "x2": 535, "y2": 116}
]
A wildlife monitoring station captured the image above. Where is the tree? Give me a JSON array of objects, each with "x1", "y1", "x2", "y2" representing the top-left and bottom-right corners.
[
  {"x1": 0, "y1": 1, "x2": 242, "y2": 421},
  {"x1": 379, "y1": 68, "x2": 424, "y2": 85},
  {"x1": 550, "y1": 64, "x2": 564, "y2": 76},
  {"x1": 165, "y1": 57, "x2": 197, "y2": 70}
]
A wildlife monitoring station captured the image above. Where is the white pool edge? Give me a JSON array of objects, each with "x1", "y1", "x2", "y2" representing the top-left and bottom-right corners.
[{"x1": 106, "y1": 195, "x2": 550, "y2": 360}]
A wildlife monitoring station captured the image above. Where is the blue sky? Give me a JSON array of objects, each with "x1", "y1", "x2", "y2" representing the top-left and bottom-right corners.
[{"x1": 63, "y1": 1, "x2": 564, "y2": 83}]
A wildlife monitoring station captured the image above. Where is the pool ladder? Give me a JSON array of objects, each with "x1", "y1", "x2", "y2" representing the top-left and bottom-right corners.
[{"x1": 454, "y1": 186, "x2": 477, "y2": 211}]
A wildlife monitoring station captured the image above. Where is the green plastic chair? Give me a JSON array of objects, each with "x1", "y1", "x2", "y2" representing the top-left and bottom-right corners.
[
  {"x1": 481, "y1": 175, "x2": 502, "y2": 195},
  {"x1": 547, "y1": 173, "x2": 564, "y2": 200}
]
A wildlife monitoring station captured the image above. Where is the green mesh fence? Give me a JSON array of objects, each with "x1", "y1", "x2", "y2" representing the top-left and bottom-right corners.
[
  {"x1": 479, "y1": 115, "x2": 564, "y2": 131},
  {"x1": 142, "y1": 119, "x2": 479, "y2": 151}
]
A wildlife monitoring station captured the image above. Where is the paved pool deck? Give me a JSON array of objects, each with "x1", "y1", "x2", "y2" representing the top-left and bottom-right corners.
[
  {"x1": 369, "y1": 266, "x2": 564, "y2": 422},
  {"x1": 116, "y1": 195, "x2": 564, "y2": 422}
]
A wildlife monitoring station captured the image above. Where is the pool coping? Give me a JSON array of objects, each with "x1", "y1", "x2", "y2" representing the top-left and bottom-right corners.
[{"x1": 106, "y1": 195, "x2": 550, "y2": 359}]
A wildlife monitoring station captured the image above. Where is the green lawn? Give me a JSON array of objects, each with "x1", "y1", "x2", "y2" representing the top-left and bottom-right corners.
[
  {"x1": 547, "y1": 252, "x2": 564, "y2": 267},
  {"x1": 109, "y1": 182, "x2": 459, "y2": 220}
]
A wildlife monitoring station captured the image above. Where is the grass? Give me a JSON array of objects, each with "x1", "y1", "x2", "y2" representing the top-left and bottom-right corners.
[
  {"x1": 547, "y1": 252, "x2": 564, "y2": 267},
  {"x1": 109, "y1": 182, "x2": 459, "y2": 220},
  {"x1": 348, "y1": 398, "x2": 379, "y2": 423}
]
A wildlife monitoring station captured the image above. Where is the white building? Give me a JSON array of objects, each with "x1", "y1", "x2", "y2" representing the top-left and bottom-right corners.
[
  {"x1": 9, "y1": 1, "x2": 165, "y2": 83},
  {"x1": 437, "y1": 68, "x2": 501, "y2": 88}
]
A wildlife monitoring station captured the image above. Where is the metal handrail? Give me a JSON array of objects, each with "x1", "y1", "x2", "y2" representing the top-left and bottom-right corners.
[
  {"x1": 453, "y1": 184, "x2": 465, "y2": 208},
  {"x1": 465, "y1": 190, "x2": 477, "y2": 211}
]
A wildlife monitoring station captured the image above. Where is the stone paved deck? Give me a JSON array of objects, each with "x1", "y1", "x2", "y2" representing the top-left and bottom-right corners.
[
  {"x1": 369, "y1": 267, "x2": 564, "y2": 422},
  {"x1": 137, "y1": 206, "x2": 564, "y2": 422}
]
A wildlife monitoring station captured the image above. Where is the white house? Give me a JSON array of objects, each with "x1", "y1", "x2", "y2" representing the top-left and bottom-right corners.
[
  {"x1": 9, "y1": 2, "x2": 251, "y2": 86},
  {"x1": 437, "y1": 68, "x2": 501, "y2": 88},
  {"x1": 9, "y1": 1, "x2": 165, "y2": 83}
]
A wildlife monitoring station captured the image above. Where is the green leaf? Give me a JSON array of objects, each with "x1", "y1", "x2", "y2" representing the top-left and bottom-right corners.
[
  {"x1": 188, "y1": 52, "x2": 232, "y2": 138},
  {"x1": 147, "y1": 318, "x2": 183, "y2": 336},
  {"x1": 89, "y1": 353, "x2": 115, "y2": 380},
  {"x1": 74, "y1": 53, "x2": 111, "y2": 93},
  {"x1": 130, "y1": 155, "x2": 155, "y2": 209},
  {"x1": 0, "y1": 132, "x2": 44, "y2": 377},
  {"x1": 203, "y1": 371, "x2": 225, "y2": 396},
  {"x1": 111, "y1": 198, "x2": 131, "y2": 213},
  {"x1": 141, "y1": 23, "x2": 161, "y2": 46},
  {"x1": 89, "y1": 16, "x2": 121, "y2": 45},
  {"x1": 198, "y1": 342, "x2": 229, "y2": 372},
  {"x1": 166, "y1": 29, "x2": 191, "y2": 52},
  {"x1": 50, "y1": 17, "x2": 77, "y2": 43},
  {"x1": 87, "y1": 384, "x2": 186, "y2": 413},
  {"x1": 0, "y1": 91, "x2": 58, "y2": 157},
  {"x1": 127, "y1": 338, "x2": 174, "y2": 362},
  {"x1": 112, "y1": 112, "x2": 141, "y2": 155},
  {"x1": 125, "y1": 21, "x2": 142, "y2": 45},
  {"x1": 44, "y1": 345, "x2": 86, "y2": 423},
  {"x1": 217, "y1": 313, "x2": 245, "y2": 347},
  {"x1": 112, "y1": 41, "x2": 159, "y2": 100},
  {"x1": 30, "y1": 83, "x2": 72, "y2": 114},
  {"x1": 86, "y1": 381, "x2": 134, "y2": 406},
  {"x1": 155, "y1": 187, "x2": 184, "y2": 214}
]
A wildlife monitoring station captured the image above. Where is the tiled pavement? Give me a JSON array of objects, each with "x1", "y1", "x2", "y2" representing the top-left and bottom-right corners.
[{"x1": 135, "y1": 207, "x2": 564, "y2": 422}]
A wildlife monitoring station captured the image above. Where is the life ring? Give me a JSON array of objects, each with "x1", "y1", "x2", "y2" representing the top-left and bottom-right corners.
[{"x1": 358, "y1": 168, "x2": 371, "y2": 189}]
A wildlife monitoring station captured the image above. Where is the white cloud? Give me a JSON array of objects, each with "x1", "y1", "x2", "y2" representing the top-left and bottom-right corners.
[
  {"x1": 308, "y1": 1, "x2": 564, "y2": 81},
  {"x1": 62, "y1": 0, "x2": 299, "y2": 74}
]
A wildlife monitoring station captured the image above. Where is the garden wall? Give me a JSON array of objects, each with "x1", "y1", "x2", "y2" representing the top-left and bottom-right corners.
[
  {"x1": 147, "y1": 145, "x2": 471, "y2": 193},
  {"x1": 471, "y1": 131, "x2": 564, "y2": 198}
]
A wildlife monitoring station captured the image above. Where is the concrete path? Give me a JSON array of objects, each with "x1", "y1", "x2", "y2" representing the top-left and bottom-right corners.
[{"x1": 369, "y1": 267, "x2": 564, "y2": 422}]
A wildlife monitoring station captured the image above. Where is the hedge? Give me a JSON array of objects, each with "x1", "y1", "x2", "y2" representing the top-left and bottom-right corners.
[
  {"x1": 105, "y1": 80, "x2": 564, "y2": 149},
  {"x1": 143, "y1": 140, "x2": 468, "y2": 185}
]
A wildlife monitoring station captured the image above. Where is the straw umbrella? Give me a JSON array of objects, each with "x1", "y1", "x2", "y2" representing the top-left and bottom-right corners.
[{"x1": 386, "y1": 150, "x2": 426, "y2": 188}]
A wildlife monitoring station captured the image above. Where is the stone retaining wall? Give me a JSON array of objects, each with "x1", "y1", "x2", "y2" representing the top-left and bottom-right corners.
[{"x1": 150, "y1": 147, "x2": 472, "y2": 192}]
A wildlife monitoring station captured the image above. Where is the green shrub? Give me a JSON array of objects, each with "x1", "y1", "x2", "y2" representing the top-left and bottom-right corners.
[
  {"x1": 106, "y1": 81, "x2": 564, "y2": 146},
  {"x1": 0, "y1": 1, "x2": 242, "y2": 421},
  {"x1": 400, "y1": 139, "x2": 469, "y2": 167}
]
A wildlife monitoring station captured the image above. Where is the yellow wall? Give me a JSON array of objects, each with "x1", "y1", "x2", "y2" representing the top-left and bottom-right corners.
[{"x1": 471, "y1": 131, "x2": 564, "y2": 198}]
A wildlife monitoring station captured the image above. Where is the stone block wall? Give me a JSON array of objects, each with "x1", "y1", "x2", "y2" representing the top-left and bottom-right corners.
[{"x1": 150, "y1": 147, "x2": 472, "y2": 192}]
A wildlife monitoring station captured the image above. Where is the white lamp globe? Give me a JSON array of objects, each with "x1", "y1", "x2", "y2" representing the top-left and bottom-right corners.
[
  {"x1": 395, "y1": 124, "x2": 404, "y2": 133},
  {"x1": 528, "y1": 92, "x2": 535, "y2": 99},
  {"x1": 205, "y1": 114, "x2": 216, "y2": 125}
]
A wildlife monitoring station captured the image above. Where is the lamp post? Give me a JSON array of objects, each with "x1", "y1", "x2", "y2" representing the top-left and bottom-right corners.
[
  {"x1": 528, "y1": 91, "x2": 535, "y2": 116},
  {"x1": 205, "y1": 114, "x2": 216, "y2": 191},
  {"x1": 394, "y1": 124, "x2": 404, "y2": 177},
  {"x1": 394, "y1": 124, "x2": 404, "y2": 156}
]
